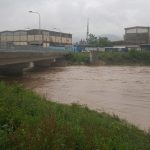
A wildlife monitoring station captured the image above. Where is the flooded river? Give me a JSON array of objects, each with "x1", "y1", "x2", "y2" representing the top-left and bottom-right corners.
[{"x1": 3, "y1": 66, "x2": 150, "y2": 131}]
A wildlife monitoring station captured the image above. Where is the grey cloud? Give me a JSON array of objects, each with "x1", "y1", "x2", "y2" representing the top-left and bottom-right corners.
[{"x1": 0, "y1": 0, "x2": 150, "y2": 41}]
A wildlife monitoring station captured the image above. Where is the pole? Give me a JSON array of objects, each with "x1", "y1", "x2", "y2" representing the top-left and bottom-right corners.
[{"x1": 29, "y1": 11, "x2": 41, "y2": 46}]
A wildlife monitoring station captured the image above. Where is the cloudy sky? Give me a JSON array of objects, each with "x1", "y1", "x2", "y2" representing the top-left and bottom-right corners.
[{"x1": 0, "y1": 0, "x2": 149, "y2": 41}]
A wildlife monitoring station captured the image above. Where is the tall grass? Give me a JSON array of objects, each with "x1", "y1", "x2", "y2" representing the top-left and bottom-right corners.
[
  {"x1": 65, "y1": 53, "x2": 90, "y2": 65},
  {"x1": 0, "y1": 82, "x2": 150, "y2": 149},
  {"x1": 66, "y1": 50, "x2": 150, "y2": 65},
  {"x1": 98, "y1": 50, "x2": 150, "y2": 65}
]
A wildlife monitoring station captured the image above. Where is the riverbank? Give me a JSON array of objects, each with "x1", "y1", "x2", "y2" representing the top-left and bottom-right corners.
[
  {"x1": 0, "y1": 82, "x2": 150, "y2": 149},
  {"x1": 66, "y1": 50, "x2": 150, "y2": 66}
]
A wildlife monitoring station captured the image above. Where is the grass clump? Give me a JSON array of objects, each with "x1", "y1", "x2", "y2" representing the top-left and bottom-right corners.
[
  {"x1": 98, "y1": 50, "x2": 150, "y2": 65},
  {"x1": 0, "y1": 82, "x2": 150, "y2": 149},
  {"x1": 65, "y1": 53, "x2": 90, "y2": 65},
  {"x1": 66, "y1": 50, "x2": 150, "y2": 65}
]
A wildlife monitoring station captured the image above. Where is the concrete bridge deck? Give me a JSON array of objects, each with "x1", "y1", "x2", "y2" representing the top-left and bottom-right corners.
[
  {"x1": 0, "y1": 50, "x2": 68, "y2": 66},
  {"x1": 0, "y1": 49, "x2": 69, "y2": 75}
]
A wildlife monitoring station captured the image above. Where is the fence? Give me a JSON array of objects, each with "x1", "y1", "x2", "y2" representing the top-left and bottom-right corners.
[{"x1": 0, "y1": 43, "x2": 73, "y2": 52}]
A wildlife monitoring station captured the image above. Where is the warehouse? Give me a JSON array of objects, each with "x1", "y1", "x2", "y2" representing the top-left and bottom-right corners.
[
  {"x1": 124, "y1": 26, "x2": 150, "y2": 45},
  {"x1": 0, "y1": 29, "x2": 72, "y2": 48}
]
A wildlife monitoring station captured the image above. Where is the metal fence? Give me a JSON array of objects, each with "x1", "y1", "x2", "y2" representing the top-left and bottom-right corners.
[{"x1": 0, "y1": 43, "x2": 73, "y2": 52}]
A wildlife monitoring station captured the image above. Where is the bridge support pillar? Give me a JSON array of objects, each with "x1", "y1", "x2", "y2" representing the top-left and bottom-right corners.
[
  {"x1": 0, "y1": 63, "x2": 30, "y2": 76},
  {"x1": 34, "y1": 59, "x2": 55, "y2": 68},
  {"x1": 50, "y1": 58, "x2": 67, "y2": 67}
]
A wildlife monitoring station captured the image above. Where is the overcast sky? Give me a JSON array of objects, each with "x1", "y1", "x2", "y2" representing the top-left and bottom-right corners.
[{"x1": 0, "y1": 0, "x2": 150, "y2": 41}]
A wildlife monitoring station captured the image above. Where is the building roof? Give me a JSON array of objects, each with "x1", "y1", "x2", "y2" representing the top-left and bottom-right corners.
[
  {"x1": 125, "y1": 26, "x2": 150, "y2": 30},
  {"x1": 0, "y1": 29, "x2": 72, "y2": 36}
]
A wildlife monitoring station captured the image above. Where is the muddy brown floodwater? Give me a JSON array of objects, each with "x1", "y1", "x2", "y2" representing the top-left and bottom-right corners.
[{"x1": 3, "y1": 66, "x2": 150, "y2": 131}]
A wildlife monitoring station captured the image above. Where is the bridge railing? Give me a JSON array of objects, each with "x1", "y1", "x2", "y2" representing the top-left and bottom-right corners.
[{"x1": 0, "y1": 44, "x2": 74, "y2": 52}]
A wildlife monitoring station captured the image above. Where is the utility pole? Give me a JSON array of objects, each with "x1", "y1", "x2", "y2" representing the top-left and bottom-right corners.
[{"x1": 86, "y1": 18, "x2": 89, "y2": 44}]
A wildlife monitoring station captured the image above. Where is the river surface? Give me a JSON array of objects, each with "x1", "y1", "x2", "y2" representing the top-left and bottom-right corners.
[{"x1": 3, "y1": 66, "x2": 150, "y2": 131}]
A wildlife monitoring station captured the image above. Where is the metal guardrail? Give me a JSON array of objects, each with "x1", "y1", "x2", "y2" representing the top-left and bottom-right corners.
[{"x1": 0, "y1": 44, "x2": 73, "y2": 53}]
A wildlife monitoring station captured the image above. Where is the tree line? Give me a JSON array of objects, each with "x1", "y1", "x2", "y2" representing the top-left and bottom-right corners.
[{"x1": 79, "y1": 34, "x2": 113, "y2": 47}]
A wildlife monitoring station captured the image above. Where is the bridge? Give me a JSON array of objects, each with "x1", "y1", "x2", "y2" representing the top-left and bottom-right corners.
[{"x1": 0, "y1": 47, "x2": 69, "y2": 75}]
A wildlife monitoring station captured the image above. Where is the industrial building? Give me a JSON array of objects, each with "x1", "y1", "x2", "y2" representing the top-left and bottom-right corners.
[
  {"x1": 124, "y1": 26, "x2": 150, "y2": 45},
  {"x1": 0, "y1": 29, "x2": 72, "y2": 48}
]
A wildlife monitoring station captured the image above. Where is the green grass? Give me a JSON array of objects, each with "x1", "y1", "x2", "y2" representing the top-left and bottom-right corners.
[
  {"x1": 65, "y1": 52, "x2": 90, "y2": 65},
  {"x1": 0, "y1": 82, "x2": 150, "y2": 150},
  {"x1": 66, "y1": 50, "x2": 150, "y2": 65}
]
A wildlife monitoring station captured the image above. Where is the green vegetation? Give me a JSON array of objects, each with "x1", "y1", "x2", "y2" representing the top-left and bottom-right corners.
[
  {"x1": 87, "y1": 34, "x2": 112, "y2": 47},
  {"x1": 0, "y1": 82, "x2": 150, "y2": 149},
  {"x1": 98, "y1": 50, "x2": 150, "y2": 65},
  {"x1": 66, "y1": 52, "x2": 90, "y2": 65},
  {"x1": 66, "y1": 50, "x2": 150, "y2": 65}
]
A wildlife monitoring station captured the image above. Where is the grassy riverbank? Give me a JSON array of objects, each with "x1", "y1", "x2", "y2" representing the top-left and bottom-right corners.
[
  {"x1": 0, "y1": 82, "x2": 150, "y2": 149},
  {"x1": 66, "y1": 50, "x2": 150, "y2": 65}
]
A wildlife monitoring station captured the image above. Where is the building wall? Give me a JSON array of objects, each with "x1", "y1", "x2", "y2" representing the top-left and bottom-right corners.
[
  {"x1": 13, "y1": 42, "x2": 27, "y2": 45},
  {"x1": 126, "y1": 28, "x2": 137, "y2": 34},
  {"x1": 27, "y1": 35, "x2": 34, "y2": 42},
  {"x1": 34, "y1": 35, "x2": 42, "y2": 42},
  {"x1": 137, "y1": 28, "x2": 149, "y2": 33},
  {"x1": 0, "y1": 29, "x2": 72, "y2": 47},
  {"x1": 125, "y1": 27, "x2": 150, "y2": 45}
]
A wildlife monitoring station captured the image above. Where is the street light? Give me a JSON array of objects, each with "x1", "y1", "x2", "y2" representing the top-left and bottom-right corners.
[
  {"x1": 29, "y1": 11, "x2": 41, "y2": 30},
  {"x1": 52, "y1": 28, "x2": 62, "y2": 46},
  {"x1": 29, "y1": 11, "x2": 41, "y2": 45}
]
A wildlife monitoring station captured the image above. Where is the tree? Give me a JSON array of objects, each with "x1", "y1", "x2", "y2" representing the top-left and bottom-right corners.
[
  {"x1": 87, "y1": 33, "x2": 112, "y2": 47},
  {"x1": 98, "y1": 37, "x2": 112, "y2": 47},
  {"x1": 87, "y1": 34, "x2": 98, "y2": 46}
]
